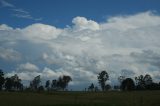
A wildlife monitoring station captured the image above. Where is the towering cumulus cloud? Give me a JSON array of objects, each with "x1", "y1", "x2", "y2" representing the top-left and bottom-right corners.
[{"x1": 0, "y1": 11, "x2": 160, "y2": 89}]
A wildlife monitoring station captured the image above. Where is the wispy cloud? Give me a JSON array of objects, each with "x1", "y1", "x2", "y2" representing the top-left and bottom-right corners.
[
  {"x1": 0, "y1": 0, "x2": 42, "y2": 21},
  {"x1": 12, "y1": 13, "x2": 42, "y2": 21},
  {"x1": 0, "y1": 0, "x2": 14, "y2": 7},
  {"x1": 12, "y1": 8, "x2": 43, "y2": 21},
  {"x1": 12, "y1": 14, "x2": 33, "y2": 19},
  {"x1": 12, "y1": 8, "x2": 29, "y2": 14},
  {"x1": 11, "y1": 8, "x2": 43, "y2": 21}
]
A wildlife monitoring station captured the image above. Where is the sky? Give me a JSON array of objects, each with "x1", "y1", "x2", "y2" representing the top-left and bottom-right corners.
[{"x1": 0, "y1": 0, "x2": 160, "y2": 90}]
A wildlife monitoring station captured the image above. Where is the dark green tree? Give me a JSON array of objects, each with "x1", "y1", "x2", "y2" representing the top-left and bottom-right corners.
[
  {"x1": 30, "y1": 75, "x2": 41, "y2": 90},
  {"x1": 51, "y1": 79, "x2": 57, "y2": 90},
  {"x1": 88, "y1": 83, "x2": 94, "y2": 91},
  {"x1": 57, "y1": 75, "x2": 72, "y2": 90},
  {"x1": 5, "y1": 77, "x2": 13, "y2": 91},
  {"x1": 0, "y1": 69, "x2": 5, "y2": 90},
  {"x1": 45, "y1": 80, "x2": 50, "y2": 91},
  {"x1": 4, "y1": 74, "x2": 23, "y2": 91},
  {"x1": 97, "y1": 70, "x2": 109, "y2": 91},
  {"x1": 121, "y1": 78, "x2": 135, "y2": 91},
  {"x1": 11, "y1": 74, "x2": 23, "y2": 90},
  {"x1": 62, "y1": 75, "x2": 72, "y2": 89},
  {"x1": 135, "y1": 74, "x2": 152, "y2": 90},
  {"x1": 105, "y1": 84, "x2": 111, "y2": 91},
  {"x1": 38, "y1": 86, "x2": 44, "y2": 92}
]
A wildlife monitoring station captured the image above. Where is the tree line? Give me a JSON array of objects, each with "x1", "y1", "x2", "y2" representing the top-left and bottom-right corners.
[
  {"x1": 88, "y1": 70, "x2": 160, "y2": 91},
  {"x1": 0, "y1": 69, "x2": 160, "y2": 92},
  {"x1": 29, "y1": 75, "x2": 72, "y2": 91},
  {"x1": 0, "y1": 69, "x2": 72, "y2": 91}
]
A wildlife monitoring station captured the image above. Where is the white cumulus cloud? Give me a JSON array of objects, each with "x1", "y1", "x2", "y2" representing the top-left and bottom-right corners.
[
  {"x1": 72, "y1": 16, "x2": 100, "y2": 31},
  {"x1": 1, "y1": 11, "x2": 160, "y2": 90}
]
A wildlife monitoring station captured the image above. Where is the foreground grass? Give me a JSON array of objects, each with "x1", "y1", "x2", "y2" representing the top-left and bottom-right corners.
[{"x1": 0, "y1": 91, "x2": 160, "y2": 106}]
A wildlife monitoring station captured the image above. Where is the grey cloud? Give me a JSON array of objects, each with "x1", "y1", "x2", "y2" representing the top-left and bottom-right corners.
[
  {"x1": 121, "y1": 69, "x2": 135, "y2": 77},
  {"x1": 130, "y1": 50, "x2": 160, "y2": 69},
  {"x1": 0, "y1": 47, "x2": 21, "y2": 61}
]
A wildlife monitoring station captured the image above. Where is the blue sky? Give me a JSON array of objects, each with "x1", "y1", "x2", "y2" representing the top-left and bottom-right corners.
[
  {"x1": 0, "y1": 0, "x2": 160, "y2": 28},
  {"x1": 1, "y1": 0, "x2": 160, "y2": 90}
]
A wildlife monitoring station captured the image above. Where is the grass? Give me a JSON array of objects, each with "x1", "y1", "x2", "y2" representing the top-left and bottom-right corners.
[{"x1": 0, "y1": 91, "x2": 160, "y2": 106}]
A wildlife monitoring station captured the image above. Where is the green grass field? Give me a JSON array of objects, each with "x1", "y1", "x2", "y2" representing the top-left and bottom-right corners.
[{"x1": 0, "y1": 91, "x2": 160, "y2": 106}]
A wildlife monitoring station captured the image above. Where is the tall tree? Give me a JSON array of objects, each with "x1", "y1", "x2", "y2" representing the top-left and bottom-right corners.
[
  {"x1": 97, "y1": 70, "x2": 109, "y2": 91},
  {"x1": 88, "y1": 83, "x2": 94, "y2": 91},
  {"x1": 5, "y1": 77, "x2": 13, "y2": 91},
  {"x1": 30, "y1": 75, "x2": 41, "y2": 90},
  {"x1": 57, "y1": 77, "x2": 63, "y2": 90},
  {"x1": 45, "y1": 80, "x2": 50, "y2": 91},
  {"x1": 0, "y1": 69, "x2": 5, "y2": 90},
  {"x1": 51, "y1": 79, "x2": 57, "y2": 90}
]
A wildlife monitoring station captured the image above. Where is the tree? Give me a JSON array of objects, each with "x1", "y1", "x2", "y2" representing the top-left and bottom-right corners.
[
  {"x1": 97, "y1": 70, "x2": 109, "y2": 91},
  {"x1": 4, "y1": 74, "x2": 23, "y2": 91},
  {"x1": 88, "y1": 83, "x2": 94, "y2": 91},
  {"x1": 51, "y1": 79, "x2": 57, "y2": 90},
  {"x1": 114, "y1": 85, "x2": 120, "y2": 90},
  {"x1": 38, "y1": 86, "x2": 44, "y2": 92},
  {"x1": 0, "y1": 69, "x2": 5, "y2": 90},
  {"x1": 57, "y1": 75, "x2": 72, "y2": 90},
  {"x1": 135, "y1": 74, "x2": 153, "y2": 90},
  {"x1": 94, "y1": 86, "x2": 99, "y2": 92},
  {"x1": 30, "y1": 75, "x2": 41, "y2": 90},
  {"x1": 5, "y1": 77, "x2": 13, "y2": 91},
  {"x1": 105, "y1": 84, "x2": 111, "y2": 91},
  {"x1": 144, "y1": 74, "x2": 152, "y2": 85},
  {"x1": 45, "y1": 80, "x2": 50, "y2": 91},
  {"x1": 121, "y1": 78, "x2": 135, "y2": 91},
  {"x1": 135, "y1": 75, "x2": 145, "y2": 89},
  {"x1": 63, "y1": 75, "x2": 72, "y2": 88},
  {"x1": 11, "y1": 74, "x2": 23, "y2": 90},
  {"x1": 57, "y1": 76, "x2": 63, "y2": 90}
]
